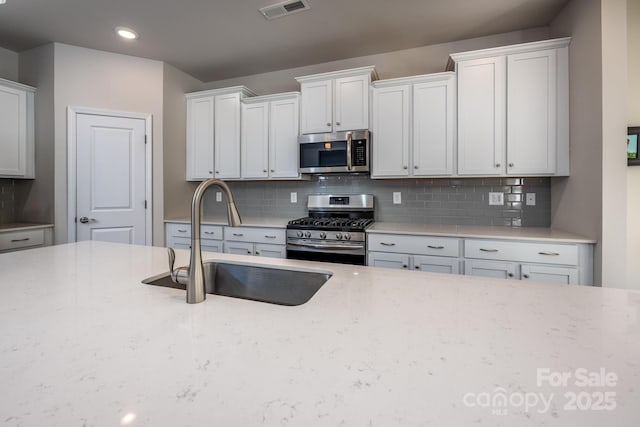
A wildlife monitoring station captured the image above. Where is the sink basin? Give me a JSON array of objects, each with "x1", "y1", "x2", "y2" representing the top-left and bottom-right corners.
[{"x1": 142, "y1": 261, "x2": 332, "y2": 306}]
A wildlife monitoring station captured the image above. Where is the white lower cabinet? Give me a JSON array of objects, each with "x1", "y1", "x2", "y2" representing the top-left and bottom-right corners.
[
  {"x1": 464, "y1": 238, "x2": 590, "y2": 285},
  {"x1": 367, "y1": 233, "x2": 461, "y2": 274},
  {"x1": 224, "y1": 226, "x2": 286, "y2": 259},
  {"x1": 0, "y1": 227, "x2": 52, "y2": 253},
  {"x1": 165, "y1": 222, "x2": 224, "y2": 253}
]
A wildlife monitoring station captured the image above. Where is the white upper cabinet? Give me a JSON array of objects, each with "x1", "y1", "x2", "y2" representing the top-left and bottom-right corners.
[
  {"x1": 0, "y1": 79, "x2": 35, "y2": 178},
  {"x1": 241, "y1": 92, "x2": 301, "y2": 180},
  {"x1": 185, "y1": 86, "x2": 256, "y2": 181},
  {"x1": 449, "y1": 38, "x2": 571, "y2": 177},
  {"x1": 371, "y1": 73, "x2": 456, "y2": 178},
  {"x1": 296, "y1": 66, "x2": 377, "y2": 134}
]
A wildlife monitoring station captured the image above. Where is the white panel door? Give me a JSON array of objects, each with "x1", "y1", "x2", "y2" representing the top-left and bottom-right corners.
[
  {"x1": 507, "y1": 49, "x2": 557, "y2": 175},
  {"x1": 186, "y1": 96, "x2": 214, "y2": 180},
  {"x1": 76, "y1": 114, "x2": 147, "y2": 245},
  {"x1": 0, "y1": 84, "x2": 27, "y2": 176},
  {"x1": 214, "y1": 92, "x2": 241, "y2": 179},
  {"x1": 334, "y1": 74, "x2": 369, "y2": 131},
  {"x1": 371, "y1": 85, "x2": 410, "y2": 177},
  {"x1": 413, "y1": 77, "x2": 455, "y2": 176},
  {"x1": 269, "y1": 96, "x2": 300, "y2": 178},
  {"x1": 300, "y1": 80, "x2": 332, "y2": 134},
  {"x1": 241, "y1": 102, "x2": 269, "y2": 179},
  {"x1": 457, "y1": 56, "x2": 506, "y2": 175}
]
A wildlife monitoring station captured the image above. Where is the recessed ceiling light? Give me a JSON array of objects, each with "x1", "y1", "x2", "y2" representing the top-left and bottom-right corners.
[
  {"x1": 0, "y1": 0, "x2": 7, "y2": 5},
  {"x1": 115, "y1": 26, "x2": 138, "y2": 40}
]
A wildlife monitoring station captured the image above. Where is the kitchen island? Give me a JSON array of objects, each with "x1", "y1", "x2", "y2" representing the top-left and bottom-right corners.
[{"x1": 1, "y1": 241, "x2": 638, "y2": 426}]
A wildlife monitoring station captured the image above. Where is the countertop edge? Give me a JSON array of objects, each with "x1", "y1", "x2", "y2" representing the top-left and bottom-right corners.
[{"x1": 0, "y1": 223, "x2": 54, "y2": 233}]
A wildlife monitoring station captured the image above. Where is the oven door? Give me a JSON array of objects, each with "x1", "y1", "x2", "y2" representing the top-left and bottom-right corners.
[{"x1": 286, "y1": 239, "x2": 366, "y2": 265}]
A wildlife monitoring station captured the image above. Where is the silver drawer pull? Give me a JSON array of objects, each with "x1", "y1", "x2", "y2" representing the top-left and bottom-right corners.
[
  {"x1": 11, "y1": 238, "x2": 30, "y2": 242},
  {"x1": 380, "y1": 242, "x2": 396, "y2": 247},
  {"x1": 538, "y1": 251, "x2": 560, "y2": 256},
  {"x1": 177, "y1": 229, "x2": 188, "y2": 233},
  {"x1": 264, "y1": 235, "x2": 277, "y2": 239},
  {"x1": 480, "y1": 248, "x2": 498, "y2": 252},
  {"x1": 203, "y1": 231, "x2": 215, "y2": 235},
  {"x1": 427, "y1": 245, "x2": 444, "y2": 249},
  {"x1": 233, "y1": 233, "x2": 244, "y2": 237}
]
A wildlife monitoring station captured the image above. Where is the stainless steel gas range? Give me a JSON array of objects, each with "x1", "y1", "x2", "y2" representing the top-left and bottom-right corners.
[{"x1": 286, "y1": 194, "x2": 374, "y2": 265}]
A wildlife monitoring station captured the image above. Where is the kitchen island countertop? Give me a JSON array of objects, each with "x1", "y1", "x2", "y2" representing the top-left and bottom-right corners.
[{"x1": 2, "y1": 241, "x2": 636, "y2": 426}]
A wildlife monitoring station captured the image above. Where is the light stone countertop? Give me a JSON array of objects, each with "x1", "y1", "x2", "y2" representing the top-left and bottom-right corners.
[
  {"x1": 0, "y1": 223, "x2": 54, "y2": 232},
  {"x1": 0, "y1": 241, "x2": 637, "y2": 426},
  {"x1": 367, "y1": 223, "x2": 597, "y2": 244}
]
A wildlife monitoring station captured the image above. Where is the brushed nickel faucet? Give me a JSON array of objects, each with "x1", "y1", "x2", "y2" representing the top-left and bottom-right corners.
[{"x1": 168, "y1": 179, "x2": 242, "y2": 303}]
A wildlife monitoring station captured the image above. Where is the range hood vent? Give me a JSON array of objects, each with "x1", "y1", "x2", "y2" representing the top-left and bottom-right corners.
[{"x1": 259, "y1": 0, "x2": 310, "y2": 20}]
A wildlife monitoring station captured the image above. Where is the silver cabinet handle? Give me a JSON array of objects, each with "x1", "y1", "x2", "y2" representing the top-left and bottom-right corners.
[
  {"x1": 263, "y1": 169, "x2": 267, "y2": 173},
  {"x1": 208, "y1": 171, "x2": 213, "y2": 174},
  {"x1": 402, "y1": 264, "x2": 408, "y2": 268},
  {"x1": 11, "y1": 238, "x2": 30, "y2": 242},
  {"x1": 480, "y1": 248, "x2": 498, "y2": 252},
  {"x1": 427, "y1": 245, "x2": 445, "y2": 249},
  {"x1": 270, "y1": 169, "x2": 275, "y2": 173},
  {"x1": 414, "y1": 165, "x2": 418, "y2": 169},
  {"x1": 326, "y1": 122, "x2": 331, "y2": 127},
  {"x1": 177, "y1": 229, "x2": 188, "y2": 233},
  {"x1": 233, "y1": 233, "x2": 244, "y2": 237},
  {"x1": 415, "y1": 265, "x2": 420, "y2": 269},
  {"x1": 523, "y1": 274, "x2": 530, "y2": 279},
  {"x1": 403, "y1": 166, "x2": 408, "y2": 169},
  {"x1": 336, "y1": 121, "x2": 341, "y2": 126},
  {"x1": 203, "y1": 231, "x2": 215, "y2": 235},
  {"x1": 495, "y1": 163, "x2": 501, "y2": 168},
  {"x1": 346, "y1": 131, "x2": 353, "y2": 171},
  {"x1": 508, "y1": 163, "x2": 514, "y2": 167},
  {"x1": 538, "y1": 251, "x2": 560, "y2": 256},
  {"x1": 380, "y1": 242, "x2": 396, "y2": 246},
  {"x1": 264, "y1": 235, "x2": 277, "y2": 239}
]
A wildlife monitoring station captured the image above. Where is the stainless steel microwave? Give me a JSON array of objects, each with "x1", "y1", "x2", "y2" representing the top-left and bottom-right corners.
[{"x1": 299, "y1": 130, "x2": 370, "y2": 174}]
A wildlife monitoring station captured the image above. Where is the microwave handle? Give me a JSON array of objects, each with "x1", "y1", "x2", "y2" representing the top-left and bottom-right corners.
[{"x1": 346, "y1": 131, "x2": 353, "y2": 171}]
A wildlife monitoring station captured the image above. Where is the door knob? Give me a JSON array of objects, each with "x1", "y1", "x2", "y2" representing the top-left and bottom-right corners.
[{"x1": 79, "y1": 217, "x2": 96, "y2": 224}]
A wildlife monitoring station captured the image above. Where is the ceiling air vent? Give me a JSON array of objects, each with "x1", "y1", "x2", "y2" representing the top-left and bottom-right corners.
[{"x1": 259, "y1": 0, "x2": 310, "y2": 20}]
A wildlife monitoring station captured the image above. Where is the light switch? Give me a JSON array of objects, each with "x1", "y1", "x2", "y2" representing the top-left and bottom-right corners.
[
  {"x1": 393, "y1": 192, "x2": 402, "y2": 204},
  {"x1": 526, "y1": 193, "x2": 536, "y2": 206},
  {"x1": 216, "y1": 192, "x2": 222, "y2": 202},
  {"x1": 489, "y1": 192, "x2": 504, "y2": 206},
  {"x1": 290, "y1": 192, "x2": 297, "y2": 203}
]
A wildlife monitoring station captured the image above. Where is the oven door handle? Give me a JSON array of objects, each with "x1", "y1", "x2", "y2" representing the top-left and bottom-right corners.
[
  {"x1": 288, "y1": 241, "x2": 364, "y2": 250},
  {"x1": 346, "y1": 131, "x2": 353, "y2": 171}
]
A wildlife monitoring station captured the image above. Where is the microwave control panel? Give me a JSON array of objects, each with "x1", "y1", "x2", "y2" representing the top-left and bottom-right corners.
[{"x1": 352, "y1": 140, "x2": 367, "y2": 166}]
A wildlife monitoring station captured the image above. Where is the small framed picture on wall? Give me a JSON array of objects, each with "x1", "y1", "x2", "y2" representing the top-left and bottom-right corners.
[{"x1": 628, "y1": 127, "x2": 640, "y2": 166}]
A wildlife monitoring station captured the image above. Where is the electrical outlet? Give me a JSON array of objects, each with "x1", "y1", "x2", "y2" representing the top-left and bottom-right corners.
[
  {"x1": 393, "y1": 192, "x2": 402, "y2": 204},
  {"x1": 290, "y1": 192, "x2": 297, "y2": 203},
  {"x1": 488, "y1": 192, "x2": 504, "y2": 206},
  {"x1": 526, "y1": 193, "x2": 536, "y2": 206},
  {"x1": 216, "y1": 192, "x2": 222, "y2": 202}
]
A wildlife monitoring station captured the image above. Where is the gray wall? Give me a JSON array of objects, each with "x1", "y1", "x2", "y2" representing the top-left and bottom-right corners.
[
  {"x1": 628, "y1": 0, "x2": 640, "y2": 290},
  {"x1": 200, "y1": 176, "x2": 551, "y2": 227},
  {"x1": 201, "y1": 28, "x2": 550, "y2": 95},
  {"x1": 0, "y1": 46, "x2": 18, "y2": 81}
]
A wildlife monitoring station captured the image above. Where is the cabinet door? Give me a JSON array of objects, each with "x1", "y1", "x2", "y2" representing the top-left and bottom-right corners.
[
  {"x1": 371, "y1": 85, "x2": 410, "y2": 177},
  {"x1": 0, "y1": 84, "x2": 28, "y2": 176},
  {"x1": 367, "y1": 252, "x2": 410, "y2": 270},
  {"x1": 507, "y1": 49, "x2": 557, "y2": 175},
  {"x1": 413, "y1": 77, "x2": 455, "y2": 176},
  {"x1": 186, "y1": 96, "x2": 215, "y2": 180},
  {"x1": 413, "y1": 255, "x2": 460, "y2": 274},
  {"x1": 214, "y1": 92, "x2": 241, "y2": 178},
  {"x1": 202, "y1": 241, "x2": 224, "y2": 253},
  {"x1": 464, "y1": 259, "x2": 517, "y2": 280},
  {"x1": 254, "y1": 243, "x2": 286, "y2": 259},
  {"x1": 520, "y1": 264, "x2": 578, "y2": 285},
  {"x1": 457, "y1": 56, "x2": 506, "y2": 175},
  {"x1": 300, "y1": 80, "x2": 332, "y2": 134},
  {"x1": 334, "y1": 74, "x2": 369, "y2": 131},
  {"x1": 241, "y1": 101, "x2": 269, "y2": 179},
  {"x1": 269, "y1": 97, "x2": 300, "y2": 178},
  {"x1": 224, "y1": 241, "x2": 254, "y2": 256}
]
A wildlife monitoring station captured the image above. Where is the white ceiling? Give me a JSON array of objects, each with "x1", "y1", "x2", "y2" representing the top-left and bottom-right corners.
[{"x1": 0, "y1": 0, "x2": 568, "y2": 82}]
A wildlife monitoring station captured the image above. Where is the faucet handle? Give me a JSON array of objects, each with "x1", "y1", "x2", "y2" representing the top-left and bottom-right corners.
[{"x1": 167, "y1": 247, "x2": 188, "y2": 285}]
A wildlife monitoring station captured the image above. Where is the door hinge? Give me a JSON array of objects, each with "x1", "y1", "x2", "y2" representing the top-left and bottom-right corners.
[
  {"x1": 74, "y1": 217, "x2": 77, "y2": 223},
  {"x1": 144, "y1": 200, "x2": 148, "y2": 209},
  {"x1": 144, "y1": 135, "x2": 148, "y2": 144}
]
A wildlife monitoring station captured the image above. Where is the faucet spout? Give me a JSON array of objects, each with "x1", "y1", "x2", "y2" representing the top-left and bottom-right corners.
[{"x1": 170, "y1": 178, "x2": 242, "y2": 304}]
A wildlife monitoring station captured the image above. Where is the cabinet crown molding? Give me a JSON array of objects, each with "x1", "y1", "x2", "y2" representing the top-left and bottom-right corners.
[
  {"x1": 372, "y1": 72, "x2": 455, "y2": 88},
  {"x1": 295, "y1": 65, "x2": 378, "y2": 83},
  {"x1": 446, "y1": 37, "x2": 572, "y2": 71},
  {"x1": 0, "y1": 77, "x2": 36, "y2": 92},
  {"x1": 242, "y1": 91, "x2": 300, "y2": 104},
  {"x1": 185, "y1": 85, "x2": 257, "y2": 99}
]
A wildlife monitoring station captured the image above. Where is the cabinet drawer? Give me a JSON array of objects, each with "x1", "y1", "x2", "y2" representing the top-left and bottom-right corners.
[
  {"x1": 0, "y1": 229, "x2": 45, "y2": 251},
  {"x1": 464, "y1": 239, "x2": 578, "y2": 265},
  {"x1": 368, "y1": 233, "x2": 460, "y2": 257},
  {"x1": 166, "y1": 223, "x2": 223, "y2": 240},
  {"x1": 167, "y1": 236, "x2": 223, "y2": 253},
  {"x1": 224, "y1": 227, "x2": 285, "y2": 245}
]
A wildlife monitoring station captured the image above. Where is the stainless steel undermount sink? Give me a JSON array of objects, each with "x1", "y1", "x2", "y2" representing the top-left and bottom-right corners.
[{"x1": 142, "y1": 261, "x2": 332, "y2": 306}]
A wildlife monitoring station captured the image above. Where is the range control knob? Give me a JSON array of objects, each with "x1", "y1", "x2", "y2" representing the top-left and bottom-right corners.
[
  {"x1": 319, "y1": 232, "x2": 327, "y2": 239},
  {"x1": 304, "y1": 231, "x2": 311, "y2": 238},
  {"x1": 344, "y1": 233, "x2": 351, "y2": 240},
  {"x1": 296, "y1": 231, "x2": 303, "y2": 238},
  {"x1": 336, "y1": 233, "x2": 343, "y2": 240}
]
